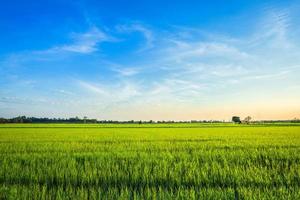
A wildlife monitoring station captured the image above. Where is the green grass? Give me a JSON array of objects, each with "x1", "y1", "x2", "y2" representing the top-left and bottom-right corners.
[{"x1": 0, "y1": 124, "x2": 299, "y2": 199}]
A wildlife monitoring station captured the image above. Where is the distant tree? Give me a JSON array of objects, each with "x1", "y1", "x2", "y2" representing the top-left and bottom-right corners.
[
  {"x1": 232, "y1": 116, "x2": 241, "y2": 124},
  {"x1": 0, "y1": 118, "x2": 9, "y2": 123},
  {"x1": 243, "y1": 116, "x2": 252, "y2": 124}
]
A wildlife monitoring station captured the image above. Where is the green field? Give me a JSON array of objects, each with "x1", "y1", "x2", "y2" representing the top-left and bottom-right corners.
[{"x1": 0, "y1": 124, "x2": 299, "y2": 199}]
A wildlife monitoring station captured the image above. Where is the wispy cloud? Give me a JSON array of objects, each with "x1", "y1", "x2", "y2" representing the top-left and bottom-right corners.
[
  {"x1": 74, "y1": 8, "x2": 300, "y2": 114},
  {"x1": 1, "y1": 27, "x2": 112, "y2": 65},
  {"x1": 77, "y1": 79, "x2": 141, "y2": 102},
  {"x1": 77, "y1": 80, "x2": 108, "y2": 96},
  {"x1": 243, "y1": 70, "x2": 291, "y2": 80},
  {"x1": 0, "y1": 27, "x2": 114, "y2": 74},
  {"x1": 249, "y1": 8, "x2": 292, "y2": 49},
  {"x1": 53, "y1": 89, "x2": 75, "y2": 96},
  {"x1": 47, "y1": 27, "x2": 112, "y2": 54},
  {"x1": 61, "y1": 28, "x2": 109, "y2": 53},
  {"x1": 117, "y1": 23, "x2": 154, "y2": 52},
  {"x1": 112, "y1": 67, "x2": 140, "y2": 76}
]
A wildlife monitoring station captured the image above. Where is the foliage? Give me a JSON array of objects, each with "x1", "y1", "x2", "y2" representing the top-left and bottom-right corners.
[
  {"x1": 243, "y1": 116, "x2": 252, "y2": 124},
  {"x1": 232, "y1": 116, "x2": 241, "y2": 123}
]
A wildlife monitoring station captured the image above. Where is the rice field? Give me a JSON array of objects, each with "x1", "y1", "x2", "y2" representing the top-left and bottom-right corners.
[{"x1": 0, "y1": 124, "x2": 299, "y2": 199}]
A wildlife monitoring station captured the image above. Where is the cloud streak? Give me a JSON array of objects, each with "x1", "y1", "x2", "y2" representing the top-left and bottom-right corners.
[
  {"x1": 48, "y1": 27, "x2": 112, "y2": 54},
  {"x1": 117, "y1": 23, "x2": 154, "y2": 52},
  {"x1": 59, "y1": 27, "x2": 110, "y2": 53}
]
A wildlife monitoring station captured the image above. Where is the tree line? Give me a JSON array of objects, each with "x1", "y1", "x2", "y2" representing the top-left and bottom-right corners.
[
  {"x1": 0, "y1": 116, "x2": 225, "y2": 124},
  {"x1": 0, "y1": 116, "x2": 299, "y2": 124}
]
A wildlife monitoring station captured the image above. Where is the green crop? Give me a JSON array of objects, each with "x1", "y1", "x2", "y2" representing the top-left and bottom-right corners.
[{"x1": 0, "y1": 124, "x2": 299, "y2": 199}]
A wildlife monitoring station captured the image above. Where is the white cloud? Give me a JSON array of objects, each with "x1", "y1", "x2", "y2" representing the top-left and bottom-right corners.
[
  {"x1": 54, "y1": 89, "x2": 75, "y2": 96},
  {"x1": 8, "y1": 27, "x2": 111, "y2": 60},
  {"x1": 77, "y1": 79, "x2": 141, "y2": 102},
  {"x1": 112, "y1": 67, "x2": 140, "y2": 76},
  {"x1": 117, "y1": 23, "x2": 154, "y2": 52},
  {"x1": 55, "y1": 27, "x2": 110, "y2": 53},
  {"x1": 248, "y1": 8, "x2": 292, "y2": 49},
  {"x1": 167, "y1": 41, "x2": 250, "y2": 60},
  {"x1": 243, "y1": 70, "x2": 291, "y2": 80},
  {"x1": 77, "y1": 80, "x2": 108, "y2": 96},
  {"x1": 50, "y1": 27, "x2": 111, "y2": 54}
]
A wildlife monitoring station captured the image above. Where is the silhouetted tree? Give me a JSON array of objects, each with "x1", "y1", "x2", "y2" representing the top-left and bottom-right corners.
[{"x1": 232, "y1": 116, "x2": 241, "y2": 124}]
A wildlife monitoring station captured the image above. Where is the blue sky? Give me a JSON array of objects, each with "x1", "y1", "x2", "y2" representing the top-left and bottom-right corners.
[{"x1": 1, "y1": 0, "x2": 300, "y2": 120}]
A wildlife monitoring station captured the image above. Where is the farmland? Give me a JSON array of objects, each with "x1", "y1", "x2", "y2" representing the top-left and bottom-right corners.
[{"x1": 0, "y1": 124, "x2": 299, "y2": 199}]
